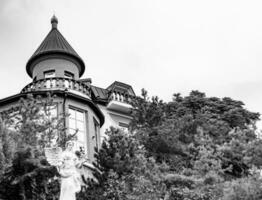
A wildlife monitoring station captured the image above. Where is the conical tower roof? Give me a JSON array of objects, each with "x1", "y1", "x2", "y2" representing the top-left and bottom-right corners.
[{"x1": 26, "y1": 15, "x2": 85, "y2": 77}]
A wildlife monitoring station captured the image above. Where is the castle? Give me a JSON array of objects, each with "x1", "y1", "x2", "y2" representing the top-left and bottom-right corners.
[{"x1": 0, "y1": 16, "x2": 135, "y2": 161}]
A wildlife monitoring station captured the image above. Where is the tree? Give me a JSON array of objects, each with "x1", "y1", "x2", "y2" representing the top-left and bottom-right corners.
[
  {"x1": 0, "y1": 94, "x2": 69, "y2": 200},
  {"x1": 78, "y1": 127, "x2": 167, "y2": 200},
  {"x1": 132, "y1": 90, "x2": 260, "y2": 172},
  {"x1": 0, "y1": 118, "x2": 16, "y2": 175},
  {"x1": 131, "y1": 89, "x2": 261, "y2": 199}
]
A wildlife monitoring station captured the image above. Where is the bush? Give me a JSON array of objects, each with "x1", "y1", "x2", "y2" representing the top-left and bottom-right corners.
[
  {"x1": 221, "y1": 176, "x2": 262, "y2": 200},
  {"x1": 0, "y1": 147, "x2": 59, "y2": 200}
]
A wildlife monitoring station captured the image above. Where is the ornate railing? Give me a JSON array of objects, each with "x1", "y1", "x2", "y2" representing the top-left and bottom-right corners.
[
  {"x1": 21, "y1": 77, "x2": 91, "y2": 97},
  {"x1": 108, "y1": 90, "x2": 133, "y2": 104}
]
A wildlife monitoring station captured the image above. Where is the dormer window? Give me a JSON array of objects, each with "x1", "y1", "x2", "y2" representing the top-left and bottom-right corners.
[
  {"x1": 64, "y1": 71, "x2": 74, "y2": 79},
  {"x1": 44, "y1": 70, "x2": 55, "y2": 78}
]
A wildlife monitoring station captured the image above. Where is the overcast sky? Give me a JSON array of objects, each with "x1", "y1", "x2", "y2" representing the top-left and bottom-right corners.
[{"x1": 1, "y1": 0, "x2": 262, "y2": 127}]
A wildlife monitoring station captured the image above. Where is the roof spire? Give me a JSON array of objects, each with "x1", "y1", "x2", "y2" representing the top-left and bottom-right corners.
[
  {"x1": 26, "y1": 15, "x2": 85, "y2": 78},
  {"x1": 51, "y1": 15, "x2": 58, "y2": 29}
]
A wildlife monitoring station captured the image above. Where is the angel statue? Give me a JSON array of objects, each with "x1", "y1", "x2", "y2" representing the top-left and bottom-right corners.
[{"x1": 57, "y1": 141, "x2": 81, "y2": 200}]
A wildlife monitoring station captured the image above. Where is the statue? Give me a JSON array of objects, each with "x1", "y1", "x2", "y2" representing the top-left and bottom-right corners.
[{"x1": 58, "y1": 141, "x2": 81, "y2": 200}]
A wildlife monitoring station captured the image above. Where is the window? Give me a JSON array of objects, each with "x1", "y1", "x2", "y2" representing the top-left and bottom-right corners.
[
  {"x1": 119, "y1": 122, "x2": 129, "y2": 132},
  {"x1": 64, "y1": 71, "x2": 74, "y2": 79},
  {"x1": 93, "y1": 118, "x2": 100, "y2": 148},
  {"x1": 69, "y1": 107, "x2": 86, "y2": 152},
  {"x1": 44, "y1": 70, "x2": 55, "y2": 78},
  {"x1": 43, "y1": 104, "x2": 57, "y2": 118},
  {"x1": 39, "y1": 104, "x2": 58, "y2": 146}
]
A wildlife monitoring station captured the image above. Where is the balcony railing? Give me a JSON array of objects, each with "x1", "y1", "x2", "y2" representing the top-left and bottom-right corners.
[
  {"x1": 107, "y1": 91, "x2": 133, "y2": 113},
  {"x1": 108, "y1": 91, "x2": 133, "y2": 104},
  {"x1": 21, "y1": 77, "x2": 91, "y2": 98}
]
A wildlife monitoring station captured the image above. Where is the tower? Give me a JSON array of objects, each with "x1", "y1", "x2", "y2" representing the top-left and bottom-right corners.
[{"x1": 26, "y1": 15, "x2": 85, "y2": 81}]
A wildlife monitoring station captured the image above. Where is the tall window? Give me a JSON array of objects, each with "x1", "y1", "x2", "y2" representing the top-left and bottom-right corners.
[
  {"x1": 69, "y1": 107, "x2": 86, "y2": 152},
  {"x1": 93, "y1": 118, "x2": 100, "y2": 148},
  {"x1": 44, "y1": 70, "x2": 55, "y2": 78},
  {"x1": 39, "y1": 104, "x2": 58, "y2": 147}
]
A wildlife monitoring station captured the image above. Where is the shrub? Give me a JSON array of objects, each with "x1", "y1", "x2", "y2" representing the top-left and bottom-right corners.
[{"x1": 221, "y1": 176, "x2": 262, "y2": 200}]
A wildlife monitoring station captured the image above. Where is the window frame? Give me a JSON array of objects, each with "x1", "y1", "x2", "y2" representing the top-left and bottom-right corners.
[
  {"x1": 68, "y1": 106, "x2": 88, "y2": 153},
  {"x1": 64, "y1": 71, "x2": 75, "y2": 79},
  {"x1": 93, "y1": 117, "x2": 100, "y2": 149},
  {"x1": 44, "y1": 70, "x2": 56, "y2": 78}
]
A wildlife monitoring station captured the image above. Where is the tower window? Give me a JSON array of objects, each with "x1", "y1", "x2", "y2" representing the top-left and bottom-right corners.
[
  {"x1": 64, "y1": 71, "x2": 74, "y2": 79},
  {"x1": 68, "y1": 107, "x2": 86, "y2": 153},
  {"x1": 44, "y1": 70, "x2": 55, "y2": 78}
]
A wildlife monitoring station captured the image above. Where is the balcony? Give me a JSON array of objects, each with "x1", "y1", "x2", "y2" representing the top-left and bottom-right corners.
[
  {"x1": 21, "y1": 77, "x2": 91, "y2": 99},
  {"x1": 107, "y1": 91, "x2": 133, "y2": 113}
]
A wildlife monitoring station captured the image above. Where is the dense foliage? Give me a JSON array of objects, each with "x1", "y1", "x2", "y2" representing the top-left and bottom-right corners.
[
  {"x1": 0, "y1": 94, "x2": 65, "y2": 200},
  {"x1": 129, "y1": 90, "x2": 262, "y2": 199},
  {"x1": 77, "y1": 127, "x2": 167, "y2": 200},
  {"x1": 131, "y1": 90, "x2": 260, "y2": 171},
  {"x1": 1, "y1": 90, "x2": 262, "y2": 199},
  {"x1": 80, "y1": 89, "x2": 262, "y2": 199}
]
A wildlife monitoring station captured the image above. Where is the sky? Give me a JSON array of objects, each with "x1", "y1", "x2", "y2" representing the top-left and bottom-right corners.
[{"x1": 1, "y1": 0, "x2": 262, "y2": 127}]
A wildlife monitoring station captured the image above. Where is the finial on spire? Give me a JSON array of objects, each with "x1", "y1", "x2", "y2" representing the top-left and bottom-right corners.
[{"x1": 51, "y1": 15, "x2": 58, "y2": 29}]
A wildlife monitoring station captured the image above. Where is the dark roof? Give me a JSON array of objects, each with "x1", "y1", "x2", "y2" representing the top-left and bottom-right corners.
[
  {"x1": 91, "y1": 85, "x2": 108, "y2": 102},
  {"x1": 90, "y1": 81, "x2": 135, "y2": 104},
  {"x1": 26, "y1": 16, "x2": 85, "y2": 77},
  {"x1": 107, "y1": 81, "x2": 136, "y2": 96}
]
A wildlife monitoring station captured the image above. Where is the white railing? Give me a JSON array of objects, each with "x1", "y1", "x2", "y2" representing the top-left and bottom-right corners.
[{"x1": 21, "y1": 77, "x2": 91, "y2": 97}]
